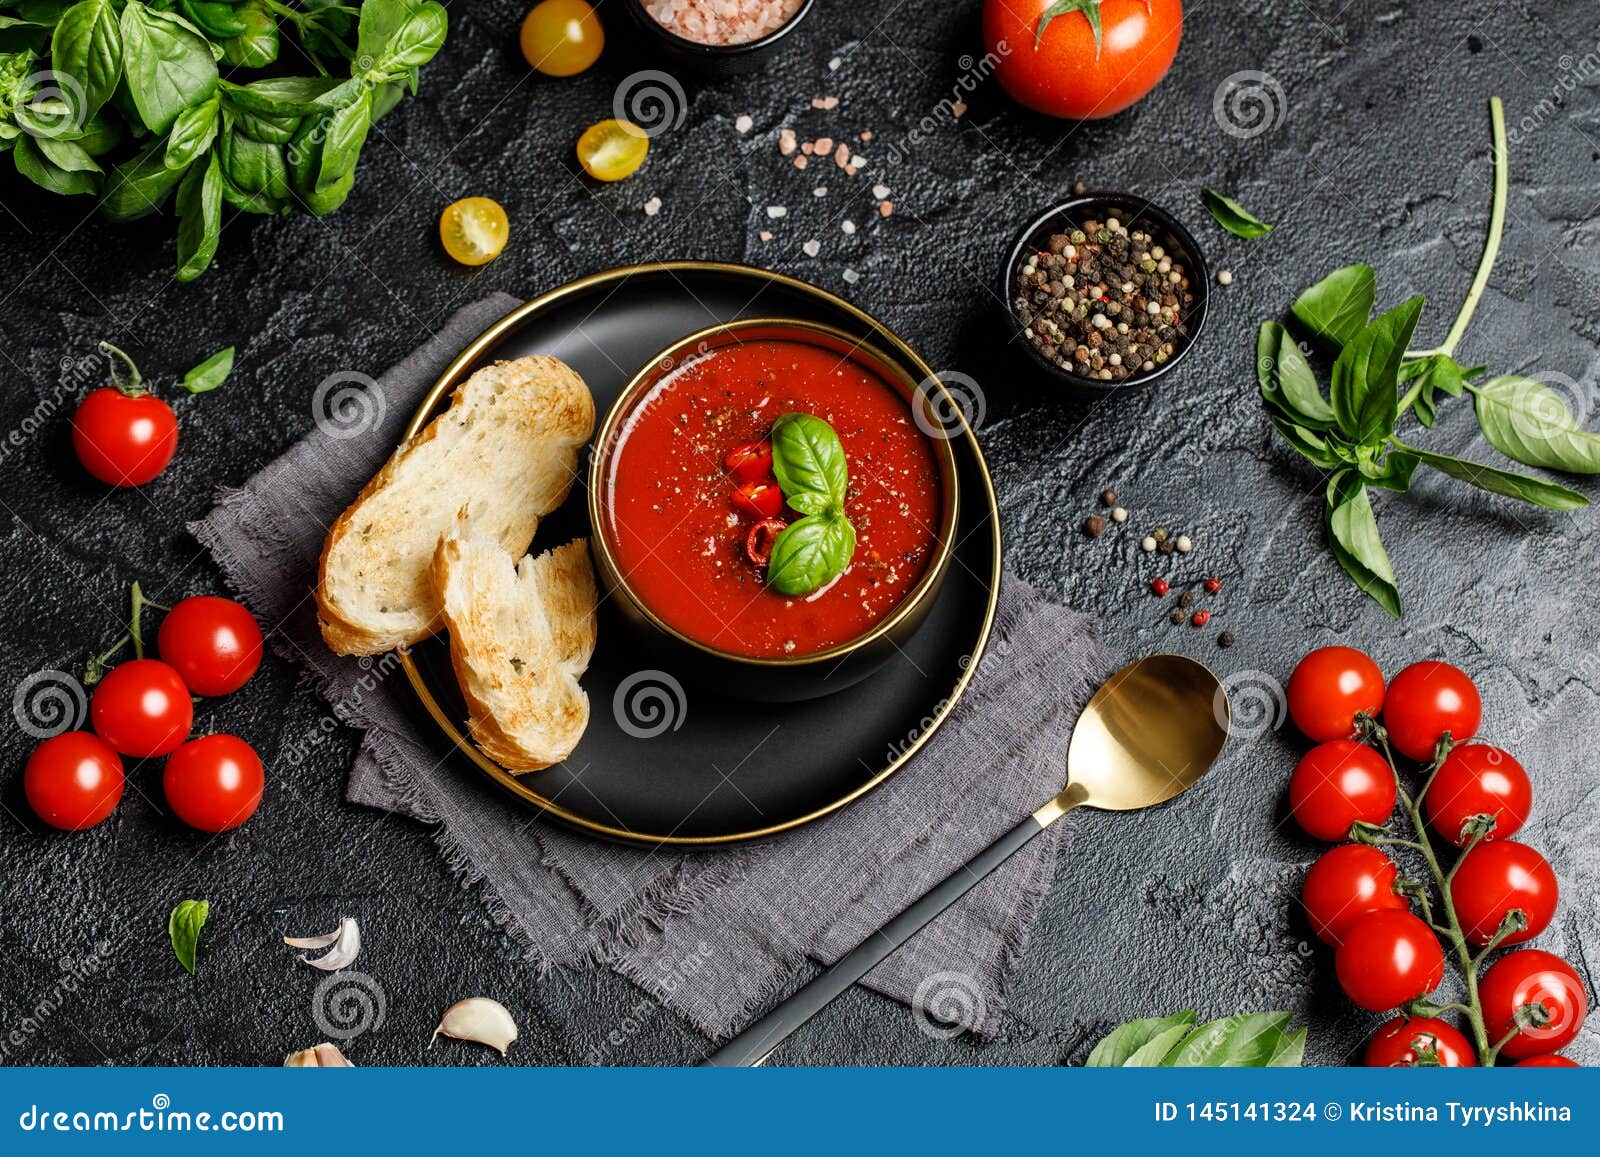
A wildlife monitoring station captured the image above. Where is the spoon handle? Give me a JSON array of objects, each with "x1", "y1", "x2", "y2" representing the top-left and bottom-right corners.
[{"x1": 701, "y1": 812, "x2": 1053, "y2": 1067}]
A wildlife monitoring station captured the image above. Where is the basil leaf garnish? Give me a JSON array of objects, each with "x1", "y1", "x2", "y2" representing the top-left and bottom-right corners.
[
  {"x1": 180, "y1": 345, "x2": 233, "y2": 393},
  {"x1": 1329, "y1": 295, "x2": 1424, "y2": 444},
  {"x1": 169, "y1": 898, "x2": 209, "y2": 974},
  {"x1": 764, "y1": 412, "x2": 858, "y2": 597},
  {"x1": 119, "y1": 1, "x2": 217, "y2": 135},
  {"x1": 1257, "y1": 321, "x2": 1334, "y2": 429},
  {"x1": 1325, "y1": 471, "x2": 1401, "y2": 618},
  {"x1": 766, "y1": 512, "x2": 855, "y2": 598},
  {"x1": 1291, "y1": 263, "x2": 1376, "y2": 350},
  {"x1": 1087, "y1": 1011, "x2": 1306, "y2": 1068},
  {"x1": 1396, "y1": 440, "x2": 1588, "y2": 510},
  {"x1": 1086, "y1": 1011, "x2": 1196, "y2": 1067},
  {"x1": 770, "y1": 412, "x2": 848, "y2": 506},
  {"x1": 1470, "y1": 374, "x2": 1600, "y2": 474},
  {"x1": 1201, "y1": 187, "x2": 1273, "y2": 239}
]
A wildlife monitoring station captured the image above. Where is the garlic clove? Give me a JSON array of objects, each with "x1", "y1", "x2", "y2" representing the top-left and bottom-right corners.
[
  {"x1": 286, "y1": 917, "x2": 361, "y2": 971},
  {"x1": 284, "y1": 1042, "x2": 354, "y2": 1067},
  {"x1": 431, "y1": 997, "x2": 518, "y2": 1056}
]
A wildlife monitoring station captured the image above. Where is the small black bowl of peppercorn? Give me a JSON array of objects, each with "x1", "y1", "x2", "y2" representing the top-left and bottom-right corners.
[{"x1": 1001, "y1": 194, "x2": 1210, "y2": 396}]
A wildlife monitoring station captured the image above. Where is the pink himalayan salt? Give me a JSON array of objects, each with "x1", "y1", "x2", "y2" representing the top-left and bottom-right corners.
[{"x1": 646, "y1": 0, "x2": 802, "y2": 46}]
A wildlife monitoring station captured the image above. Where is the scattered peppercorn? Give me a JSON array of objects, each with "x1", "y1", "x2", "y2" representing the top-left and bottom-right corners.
[
  {"x1": 1175, "y1": 534, "x2": 1192, "y2": 553},
  {"x1": 1191, "y1": 610, "x2": 1212, "y2": 627},
  {"x1": 1140, "y1": 535, "x2": 1157, "y2": 552},
  {"x1": 1083, "y1": 514, "x2": 1106, "y2": 537},
  {"x1": 1170, "y1": 609, "x2": 1186, "y2": 624},
  {"x1": 1111, "y1": 506, "x2": 1128, "y2": 523},
  {"x1": 1217, "y1": 269, "x2": 1234, "y2": 286},
  {"x1": 1150, "y1": 578, "x2": 1170, "y2": 596},
  {"x1": 1158, "y1": 538, "x2": 1176, "y2": 555},
  {"x1": 1203, "y1": 577, "x2": 1222, "y2": 594},
  {"x1": 1218, "y1": 631, "x2": 1236, "y2": 647},
  {"x1": 1178, "y1": 590, "x2": 1194, "y2": 608},
  {"x1": 1100, "y1": 487, "x2": 1117, "y2": 506},
  {"x1": 1152, "y1": 528, "x2": 1168, "y2": 543}
]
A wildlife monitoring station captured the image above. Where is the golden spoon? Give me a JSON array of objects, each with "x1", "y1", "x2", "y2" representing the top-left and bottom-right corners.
[{"x1": 704, "y1": 652, "x2": 1231, "y2": 1066}]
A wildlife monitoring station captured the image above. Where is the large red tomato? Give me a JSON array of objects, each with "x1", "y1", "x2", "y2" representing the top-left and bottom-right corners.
[
  {"x1": 983, "y1": 0, "x2": 1183, "y2": 120},
  {"x1": 1288, "y1": 739, "x2": 1396, "y2": 841},
  {"x1": 1424, "y1": 743, "x2": 1531, "y2": 846},
  {"x1": 1448, "y1": 840, "x2": 1558, "y2": 947},
  {"x1": 1479, "y1": 949, "x2": 1587, "y2": 1060},
  {"x1": 1363, "y1": 1016, "x2": 1476, "y2": 1067},
  {"x1": 1335, "y1": 910, "x2": 1445, "y2": 1012},
  {"x1": 1382, "y1": 660, "x2": 1481, "y2": 762}
]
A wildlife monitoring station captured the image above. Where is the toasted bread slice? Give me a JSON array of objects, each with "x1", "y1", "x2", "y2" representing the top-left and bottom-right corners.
[
  {"x1": 432, "y1": 519, "x2": 597, "y2": 772},
  {"x1": 316, "y1": 356, "x2": 594, "y2": 655}
]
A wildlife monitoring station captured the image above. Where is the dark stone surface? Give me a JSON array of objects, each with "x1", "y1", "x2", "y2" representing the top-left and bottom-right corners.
[{"x1": 2, "y1": 0, "x2": 1597, "y2": 1068}]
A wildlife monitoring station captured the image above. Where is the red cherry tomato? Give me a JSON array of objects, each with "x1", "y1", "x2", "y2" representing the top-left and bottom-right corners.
[
  {"x1": 724, "y1": 440, "x2": 774, "y2": 485},
  {"x1": 1288, "y1": 739, "x2": 1396, "y2": 841},
  {"x1": 1449, "y1": 841, "x2": 1557, "y2": 947},
  {"x1": 1480, "y1": 949, "x2": 1587, "y2": 1060},
  {"x1": 1514, "y1": 1054, "x2": 1579, "y2": 1067},
  {"x1": 71, "y1": 388, "x2": 178, "y2": 486},
  {"x1": 983, "y1": 0, "x2": 1183, "y2": 120},
  {"x1": 1335, "y1": 910, "x2": 1445, "y2": 1011},
  {"x1": 1382, "y1": 660, "x2": 1481, "y2": 762},
  {"x1": 744, "y1": 518, "x2": 786, "y2": 567},
  {"x1": 1302, "y1": 844, "x2": 1408, "y2": 946},
  {"x1": 90, "y1": 659, "x2": 193, "y2": 757},
  {"x1": 731, "y1": 480, "x2": 784, "y2": 519},
  {"x1": 1287, "y1": 646, "x2": 1384, "y2": 742},
  {"x1": 1424, "y1": 743, "x2": 1530, "y2": 846},
  {"x1": 157, "y1": 595, "x2": 264, "y2": 697},
  {"x1": 1363, "y1": 1016, "x2": 1476, "y2": 1067},
  {"x1": 163, "y1": 734, "x2": 264, "y2": 832},
  {"x1": 23, "y1": 732, "x2": 125, "y2": 830}
]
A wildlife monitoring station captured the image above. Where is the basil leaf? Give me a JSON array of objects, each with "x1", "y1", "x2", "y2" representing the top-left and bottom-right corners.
[
  {"x1": 50, "y1": 0, "x2": 121, "y2": 125},
  {"x1": 1471, "y1": 374, "x2": 1600, "y2": 474},
  {"x1": 174, "y1": 149, "x2": 221, "y2": 282},
  {"x1": 1267, "y1": 412, "x2": 1340, "y2": 470},
  {"x1": 1356, "y1": 443, "x2": 1417, "y2": 493},
  {"x1": 220, "y1": 75, "x2": 356, "y2": 116},
  {"x1": 771, "y1": 412, "x2": 848, "y2": 508},
  {"x1": 1161, "y1": 1012, "x2": 1297, "y2": 1067},
  {"x1": 35, "y1": 133, "x2": 99, "y2": 173},
  {"x1": 168, "y1": 898, "x2": 209, "y2": 974},
  {"x1": 1400, "y1": 353, "x2": 1466, "y2": 428},
  {"x1": 368, "y1": 1, "x2": 446, "y2": 79},
  {"x1": 13, "y1": 133, "x2": 97, "y2": 193},
  {"x1": 1330, "y1": 295, "x2": 1424, "y2": 444},
  {"x1": 220, "y1": 129, "x2": 290, "y2": 199},
  {"x1": 118, "y1": 1, "x2": 216, "y2": 134},
  {"x1": 1085, "y1": 1011, "x2": 1196, "y2": 1067},
  {"x1": 1291, "y1": 263, "x2": 1376, "y2": 350},
  {"x1": 164, "y1": 94, "x2": 217, "y2": 170},
  {"x1": 1400, "y1": 442, "x2": 1588, "y2": 510},
  {"x1": 1266, "y1": 1027, "x2": 1308, "y2": 1067},
  {"x1": 318, "y1": 82, "x2": 371, "y2": 188},
  {"x1": 230, "y1": 105, "x2": 300, "y2": 146},
  {"x1": 1257, "y1": 320, "x2": 1334, "y2": 429},
  {"x1": 355, "y1": 0, "x2": 410, "y2": 64},
  {"x1": 178, "y1": 0, "x2": 248, "y2": 39},
  {"x1": 180, "y1": 344, "x2": 234, "y2": 391},
  {"x1": 217, "y1": 0, "x2": 278, "y2": 68},
  {"x1": 766, "y1": 512, "x2": 855, "y2": 597},
  {"x1": 102, "y1": 138, "x2": 186, "y2": 219},
  {"x1": 1326, "y1": 471, "x2": 1401, "y2": 617},
  {"x1": 1202, "y1": 187, "x2": 1273, "y2": 238}
]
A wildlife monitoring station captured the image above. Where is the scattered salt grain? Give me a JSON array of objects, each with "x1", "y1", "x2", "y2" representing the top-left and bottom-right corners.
[
  {"x1": 766, "y1": 205, "x2": 787, "y2": 218},
  {"x1": 793, "y1": 155, "x2": 808, "y2": 169},
  {"x1": 872, "y1": 184, "x2": 890, "y2": 200},
  {"x1": 828, "y1": 56, "x2": 842, "y2": 71},
  {"x1": 849, "y1": 154, "x2": 866, "y2": 168},
  {"x1": 802, "y1": 239, "x2": 821, "y2": 257},
  {"x1": 843, "y1": 268, "x2": 860, "y2": 284},
  {"x1": 643, "y1": 196, "x2": 662, "y2": 216},
  {"x1": 814, "y1": 136, "x2": 833, "y2": 154},
  {"x1": 859, "y1": 130, "x2": 873, "y2": 141},
  {"x1": 735, "y1": 114, "x2": 753, "y2": 134},
  {"x1": 813, "y1": 186, "x2": 827, "y2": 197},
  {"x1": 878, "y1": 201, "x2": 894, "y2": 218},
  {"x1": 759, "y1": 230, "x2": 773, "y2": 242},
  {"x1": 841, "y1": 220, "x2": 856, "y2": 234},
  {"x1": 801, "y1": 140, "x2": 815, "y2": 155},
  {"x1": 951, "y1": 100, "x2": 967, "y2": 118},
  {"x1": 645, "y1": 0, "x2": 804, "y2": 46},
  {"x1": 813, "y1": 95, "x2": 840, "y2": 110},
  {"x1": 778, "y1": 129, "x2": 797, "y2": 156},
  {"x1": 833, "y1": 142, "x2": 850, "y2": 167}
]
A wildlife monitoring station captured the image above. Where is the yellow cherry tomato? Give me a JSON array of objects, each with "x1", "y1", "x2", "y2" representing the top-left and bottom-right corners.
[
  {"x1": 439, "y1": 197, "x2": 509, "y2": 266},
  {"x1": 576, "y1": 119, "x2": 649, "y2": 182},
  {"x1": 520, "y1": 0, "x2": 604, "y2": 77}
]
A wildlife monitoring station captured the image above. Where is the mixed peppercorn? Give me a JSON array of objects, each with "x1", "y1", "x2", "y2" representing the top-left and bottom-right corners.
[{"x1": 1013, "y1": 216, "x2": 1194, "y2": 382}]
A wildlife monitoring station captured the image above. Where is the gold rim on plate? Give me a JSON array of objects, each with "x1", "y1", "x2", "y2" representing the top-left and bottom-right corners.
[{"x1": 396, "y1": 261, "x2": 1002, "y2": 846}]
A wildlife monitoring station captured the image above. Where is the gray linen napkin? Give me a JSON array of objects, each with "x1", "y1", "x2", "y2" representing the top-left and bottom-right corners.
[{"x1": 190, "y1": 294, "x2": 1111, "y2": 1048}]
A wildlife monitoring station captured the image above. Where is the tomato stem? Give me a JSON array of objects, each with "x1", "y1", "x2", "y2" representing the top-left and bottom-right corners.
[{"x1": 99, "y1": 341, "x2": 145, "y2": 397}]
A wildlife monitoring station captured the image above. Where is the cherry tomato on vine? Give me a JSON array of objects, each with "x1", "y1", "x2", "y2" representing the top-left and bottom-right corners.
[
  {"x1": 519, "y1": 0, "x2": 603, "y2": 77},
  {"x1": 982, "y1": 0, "x2": 1183, "y2": 120},
  {"x1": 90, "y1": 659, "x2": 193, "y2": 758},
  {"x1": 72, "y1": 388, "x2": 178, "y2": 486},
  {"x1": 1479, "y1": 949, "x2": 1587, "y2": 1060},
  {"x1": 731, "y1": 480, "x2": 784, "y2": 520},
  {"x1": 1286, "y1": 646, "x2": 1384, "y2": 742},
  {"x1": 1363, "y1": 1016, "x2": 1476, "y2": 1067},
  {"x1": 1288, "y1": 739, "x2": 1396, "y2": 841},
  {"x1": 1302, "y1": 844, "x2": 1408, "y2": 946},
  {"x1": 439, "y1": 197, "x2": 510, "y2": 266},
  {"x1": 1382, "y1": 660, "x2": 1481, "y2": 762},
  {"x1": 1449, "y1": 840, "x2": 1557, "y2": 947},
  {"x1": 163, "y1": 734, "x2": 264, "y2": 832},
  {"x1": 23, "y1": 732, "x2": 125, "y2": 831},
  {"x1": 1515, "y1": 1054, "x2": 1579, "y2": 1067},
  {"x1": 157, "y1": 596, "x2": 264, "y2": 697},
  {"x1": 1424, "y1": 743, "x2": 1531, "y2": 846},
  {"x1": 1335, "y1": 910, "x2": 1445, "y2": 1012},
  {"x1": 577, "y1": 118, "x2": 649, "y2": 182},
  {"x1": 724, "y1": 440, "x2": 774, "y2": 485}
]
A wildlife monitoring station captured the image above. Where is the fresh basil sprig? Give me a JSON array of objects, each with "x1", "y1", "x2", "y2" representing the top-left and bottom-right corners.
[
  {"x1": 169, "y1": 898, "x2": 209, "y2": 974},
  {"x1": 1, "y1": 0, "x2": 448, "y2": 280},
  {"x1": 765, "y1": 413, "x2": 856, "y2": 597},
  {"x1": 1257, "y1": 97, "x2": 1593, "y2": 617},
  {"x1": 1086, "y1": 1011, "x2": 1307, "y2": 1067},
  {"x1": 1201, "y1": 187, "x2": 1273, "y2": 239}
]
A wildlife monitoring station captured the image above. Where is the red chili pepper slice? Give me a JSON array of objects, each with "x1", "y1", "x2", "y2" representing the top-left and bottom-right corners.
[
  {"x1": 724, "y1": 440, "x2": 774, "y2": 485},
  {"x1": 731, "y1": 481, "x2": 784, "y2": 520},
  {"x1": 744, "y1": 518, "x2": 786, "y2": 567}
]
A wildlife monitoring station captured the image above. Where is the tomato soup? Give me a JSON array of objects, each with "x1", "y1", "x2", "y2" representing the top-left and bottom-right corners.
[{"x1": 602, "y1": 338, "x2": 944, "y2": 659}]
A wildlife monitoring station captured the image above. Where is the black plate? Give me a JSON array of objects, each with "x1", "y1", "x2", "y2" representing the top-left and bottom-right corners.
[{"x1": 399, "y1": 262, "x2": 1001, "y2": 845}]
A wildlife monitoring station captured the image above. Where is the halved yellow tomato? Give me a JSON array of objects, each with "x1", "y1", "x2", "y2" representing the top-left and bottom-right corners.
[
  {"x1": 576, "y1": 119, "x2": 649, "y2": 182},
  {"x1": 439, "y1": 197, "x2": 510, "y2": 266}
]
